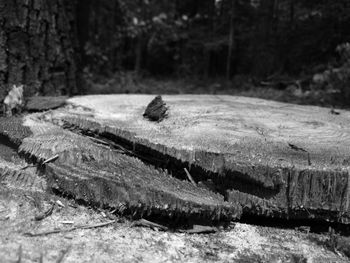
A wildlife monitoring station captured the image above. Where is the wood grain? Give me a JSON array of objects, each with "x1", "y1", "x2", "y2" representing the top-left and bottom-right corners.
[
  {"x1": 0, "y1": 114, "x2": 240, "y2": 223},
  {"x1": 45, "y1": 94, "x2": 350, "y2": 223}
]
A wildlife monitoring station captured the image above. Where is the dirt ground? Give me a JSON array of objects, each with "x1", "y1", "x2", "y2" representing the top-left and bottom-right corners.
[{"x1": 0, "y1": 185, "x2": 347, "y2": 263}]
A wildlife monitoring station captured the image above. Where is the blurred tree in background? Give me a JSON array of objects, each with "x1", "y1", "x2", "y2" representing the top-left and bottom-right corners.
[{"x1": 76, "y1": 0, "x2": 350, "y2": 80}]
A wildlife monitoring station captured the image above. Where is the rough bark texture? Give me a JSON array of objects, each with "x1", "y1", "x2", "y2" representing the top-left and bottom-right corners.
[{"x1": 0, "y1": 0, "x2": 77, "y2": 102}]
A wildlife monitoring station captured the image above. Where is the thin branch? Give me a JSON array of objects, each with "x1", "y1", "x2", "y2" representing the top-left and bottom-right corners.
[
  {"x1": 184, "y1": 168, "x2": 197, "y2": 187},
  {"x1": 42, "y1": 154, "x2": 59, "y2": 165},
  {"x1": 24, "y1": 220, "x2": 115, "y2": 237}
]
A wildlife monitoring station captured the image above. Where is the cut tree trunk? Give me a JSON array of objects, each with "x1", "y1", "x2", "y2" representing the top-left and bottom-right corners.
[
  {"x1": 1, "y1": 94, "x2": 350, "y2": 225},
  {"x1": 0, "y1": 0, "x2": 77, "y2": 101},
  {"x1": 42, "y1": 94, "x2": 350, "y2": 224}
]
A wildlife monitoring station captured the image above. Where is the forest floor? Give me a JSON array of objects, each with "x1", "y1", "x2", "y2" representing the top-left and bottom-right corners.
[{"x1": 0, "y1": 185, "x2": 348, "y2": 263}]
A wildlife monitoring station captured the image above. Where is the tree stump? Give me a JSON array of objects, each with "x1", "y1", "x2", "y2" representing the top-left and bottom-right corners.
[
  {"x1": 1, "y1": 94, "x2": 350, "y2": 225},
  {"x1": 56, "y1": 94, "x2": 350, "y2": 224}
]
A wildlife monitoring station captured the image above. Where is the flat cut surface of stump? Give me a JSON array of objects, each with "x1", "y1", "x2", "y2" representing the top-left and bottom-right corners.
[
  {"x1": 65, "y1": 95, "x2": 350, "y2": 169},
  {"x1": 49, "y1": 94, "x2": 350, "y2": 223}
]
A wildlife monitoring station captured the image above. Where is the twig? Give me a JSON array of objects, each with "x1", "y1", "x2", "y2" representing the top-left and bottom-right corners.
[
  {"x1": 60, "y1": 221, "x2": 74, "y2": 225},
  {"x1": 184, "y1": 168, "x2": 197, "y2": 187},
  {"x1": 88, "y1": 136, "x2": 110, "y2": 146},
  {"x1": 42, "y1": 154, "x2": 59, "y2": 165},
  {"x1": 25, "y1": 229, "x2": 62, "y2": 237},
  {"x1": 21, "y1": 155, "x2": 59, "y2": 169},
  {"x1": 131, "y1": 219, "x2": 168, "y2": 231},
  {"x1": 78, "y1": 220, "x2": 115, "y2": 230},
  {"x1": 34, "y1": 203, "x2": 55, "y2": 221},
  {"x1": 20, "y1": 164, "x2": 35, "y2": 170},
  {"x1": 24, "y1": 220, "x2": 115, "y2": 237}
]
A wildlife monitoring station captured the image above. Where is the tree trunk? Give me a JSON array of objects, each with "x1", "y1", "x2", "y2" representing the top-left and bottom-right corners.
[
  {"x1": 134, "y1": 34, "x2": 143, "y2": 75},
  {"x1": 289, "y1": 0, "x2": 295, "y2": 30},
  {"x1": 0, "y1": 0, "x2": 78, "y2": 101},
  {"x1": 226, "y1": 0, "x2": 235, "y2": 80}
]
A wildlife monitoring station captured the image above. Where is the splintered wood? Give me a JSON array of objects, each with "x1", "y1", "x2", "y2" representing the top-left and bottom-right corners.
[
  {"x1": 1, "y1": 94, "x2": 350, "y2": 225},
  {"x1": 0, "y1": 114, "x2": 239, "y2": 223}
]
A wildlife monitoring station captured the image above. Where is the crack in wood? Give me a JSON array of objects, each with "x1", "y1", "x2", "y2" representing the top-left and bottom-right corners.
[{"x1": 0, "y1": 115, "x2": 241, "y2": 225}]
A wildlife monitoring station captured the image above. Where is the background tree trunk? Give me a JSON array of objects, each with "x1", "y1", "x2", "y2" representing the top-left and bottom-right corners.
[
  {"x1": 0, "y1": 0, "x2": 78, "y2": 102},
  {"x1": 226, "y1": 0, "x2": 235, "y2": 80}
]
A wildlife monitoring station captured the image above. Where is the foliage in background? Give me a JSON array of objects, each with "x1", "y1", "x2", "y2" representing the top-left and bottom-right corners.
[
  {"x1": 78, "y1": 0, "x2": 350, "y2": 92},
  {"x1": 311, "y1": 43, "x2": 350, "y2": 105}
]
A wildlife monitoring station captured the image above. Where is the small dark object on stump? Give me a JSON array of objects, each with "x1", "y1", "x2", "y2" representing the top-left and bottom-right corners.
[
  {"x1": 143, "y1": 95, "x2": 168, "y2": 122},
  {"x1": 330, "y1": 108, "x2": 340, "y2": 115}
]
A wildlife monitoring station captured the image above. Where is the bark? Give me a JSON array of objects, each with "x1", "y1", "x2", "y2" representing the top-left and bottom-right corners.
[{"x1": 0, "y1": 0, "x2": 77, "y2": 102}]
